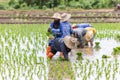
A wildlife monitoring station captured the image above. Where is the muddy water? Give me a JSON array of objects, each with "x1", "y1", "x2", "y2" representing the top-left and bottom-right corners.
[
  {"x1": 70, "y1": 38, "x2": 120, "y2": 60},
  {"x1": 70, "y1": 38, "x2": 120, "y2": 80},
  {"x1": 45, "y1": 38, "x2": 120, "y2": 80}
]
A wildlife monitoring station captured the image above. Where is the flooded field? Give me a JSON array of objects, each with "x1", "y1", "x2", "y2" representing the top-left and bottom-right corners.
[
  {"x1": 0, "y1": 24, "x2": 120, "y2": 80},
  {"x1": 71, "y1": 38, "x2": 120, "y2": 59},
  {"x1": 70, "y1": 38, "x2": 120, "y2": 80},
  {"x1": 50, "y1": 38, "x2": 120, "y2": 80}
]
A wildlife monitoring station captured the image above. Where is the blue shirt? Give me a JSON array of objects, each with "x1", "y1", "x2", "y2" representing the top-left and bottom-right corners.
[
  {"x1": 76, "y1": 23, "x2": 91, "y2": 28},
  {"x1": 73, "y1": 28, "x2": 87, "y2": 46},
  {"x1": 51, "y1": 38, "x2": 71, "y2": 60},
  {"x1": 50, "y1": 22, "x2": 63, "y2": 38},
  {"x1": 61, "y1": 21, "x2": 73, "y2": 38}
]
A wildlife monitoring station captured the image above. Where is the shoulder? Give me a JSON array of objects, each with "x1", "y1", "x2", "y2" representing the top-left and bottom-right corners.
[
  {"x1": 50, "y1": 22, "x2": 54, "y2": 27},
  {"x1": 66, "y1": 22, "x2": 71, "y2": 25},
  {"x1": 61, "y1": 21, "x2": 70, "y2": 24},
  {"x1": 50, "y1": 22, "x2": 54, "y2": 25}
]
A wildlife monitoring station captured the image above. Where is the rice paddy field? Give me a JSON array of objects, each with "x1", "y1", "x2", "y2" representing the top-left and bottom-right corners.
[{"x1": 0, "y1": 23, "x2": 120, "y2": 80}]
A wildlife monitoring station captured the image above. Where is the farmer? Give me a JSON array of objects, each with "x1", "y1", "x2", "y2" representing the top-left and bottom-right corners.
[
  {"x1": 48, "y1": 13, "x2": 63, "y2": 39},
  {"x1": 61, "y1": 13, "x2": 73, "y2": 38},
  {"x1": 46, "y1": 36, "x2": 78, "y2": 60},
  {"x1": 72, "y1": 23, "x2": 92, "y2": 29},
  {"x1": 46, "y1": 13, "x2": 64, "y2": 58},
  {"x1": 72, "y1": 27, "x2": 96, "y2": 48},
  {"x1": 85, "y1": 27, "x2": 96, "y2": 46}
]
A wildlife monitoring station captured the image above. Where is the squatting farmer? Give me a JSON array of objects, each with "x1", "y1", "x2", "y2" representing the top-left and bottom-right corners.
[
  {"x1": 72, "y1": 27, "x2": 96, "y2": 48},
  {"x1": 46, "y1": 36, "x2": 78, "y2": 60}
]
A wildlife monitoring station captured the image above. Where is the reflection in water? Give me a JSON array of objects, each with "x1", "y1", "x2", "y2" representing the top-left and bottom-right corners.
[
  {"x1": 94, "y1": 38, "x2": 120, "y2": 59},
  {"x1": 70, "y1": 38, "x2": 120, "y2": 60},
  {"x1": 71, "y1": 38, "x2": 120, "y2": 80}
]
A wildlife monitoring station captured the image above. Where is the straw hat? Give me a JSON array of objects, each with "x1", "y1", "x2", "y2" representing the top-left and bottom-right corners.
[
  {"x1": 61, "y1": 13, "x2": 71, "y2": 21},
  {"x1": 52, "y1": 13, "x2": 61, "y2": 19},
  {"x1": 85, "y1": 27, "x2": 97, "y2": 34},
  {"x1": 64, "y1": 36, "x2": 78, "y2": 49},
  {"x1": 85, "y1": 31, "x2": 94, "y2": 42}
]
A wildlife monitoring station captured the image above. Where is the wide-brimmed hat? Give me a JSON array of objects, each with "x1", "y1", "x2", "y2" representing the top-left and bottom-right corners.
[
  {"x1": 61, "y1": 13, "x2": 71, "y2": 21},
  {"x1": 85, "y1": 27, "x2": 97, "y2": 34},
  {"x1": 85, "y1": 31, "x2": 94, "y2": 42},
  {"x1": 64, "y1": 36, "x2": 78, "y2": 49},
  {"x1": 52, "y1": 13, "x2": 61, "y2": 19}
]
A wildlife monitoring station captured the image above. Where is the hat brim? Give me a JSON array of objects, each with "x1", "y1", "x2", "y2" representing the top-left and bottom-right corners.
[
  {"x1": 85, "y1": 31, "x2": 94, "y2": 42},
  {"x1": 62, "y1": 14, "x2": 71, "y2": 21},
  {"x1": 64, "y1": 36, "x2": 78, "y2": 49}
]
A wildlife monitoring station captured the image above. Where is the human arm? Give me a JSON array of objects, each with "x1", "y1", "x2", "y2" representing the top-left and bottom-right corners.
[
  {"x1": 60, "y1": 43, "x2": 69, "y2": 60},
  {"x1": 48, "y1": 23, "x2": 53, "y2": 33},
  {"x1": 73, "y1": 29, "x2": 86, "y2": 48},
  {"x1": 70, "y1": 24, "x2": 73, "y2": 34}
]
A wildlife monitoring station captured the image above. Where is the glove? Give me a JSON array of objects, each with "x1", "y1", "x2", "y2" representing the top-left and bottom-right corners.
[{"x1": 49, "y1": 35, "x2": 54, "y2": 40}]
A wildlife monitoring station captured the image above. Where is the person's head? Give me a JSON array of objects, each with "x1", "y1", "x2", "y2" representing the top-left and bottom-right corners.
[
  {"x1": 72, "y1": 24, "x2": 77, "y2": 29},
  {"x1": 85, "y1": 27, "x2": 97, "y2": 34},
  {"x1": 52, "y1": 13, "x2": 61, "y2": 27},
  {"x1": 61, "y1": 13, "x2": 71, "y2": 22},
  {"x1": 85, "y1": 30, "x2": 94, "y2": 42},
  {"x1": 64, "y1": 36, "x2": 79, "y2": 49},
  {"x1": 52, "y1": 13, "x2": 61, "y2": 21}
]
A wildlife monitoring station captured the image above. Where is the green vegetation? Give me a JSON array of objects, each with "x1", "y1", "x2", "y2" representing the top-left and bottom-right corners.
[
  {"x1": 48, "y1": 60, "x2": 75, "y2": 80},
  {"x1": 0, "y1": 0, "x2": 120, "y2": 10},
  {"x1": 0, "y1": 24, "x2": 48, "y2": 80},
  {"x1": 115, "y1": 34, "x2": 120, "y2": 41},
  {"x1": 102, "y1": 54, "x2": 111, "y2": 58},
  {"x1": 76, "y1": 52, "x2": 83, "y2": 60},
  {"x1": 94, "y1": 42, "x2": 101, "y2": 49},
  {"x1": 92, "y1": 23, "x2": 120, "y2": 39},
  {"x1": 73, "y1": 59, "x2": 120, "y2": 80},
  {"x1": 0, "y1": 23, "x2": 120, "y2": 79},
  {"x1": 112, "y1": 46, "x2": 120, "y2": 55}
]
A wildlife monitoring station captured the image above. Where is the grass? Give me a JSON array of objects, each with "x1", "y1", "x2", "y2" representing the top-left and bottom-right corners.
[
  {"x1": 0, "y1": 24, "x2": 48, "y2": 80},
  {"x1": 76, "y1": 52, "x2": 83, "y2": 60},
  {"x1": 94, "y1": 42, "x2": 101, "y2": 49},
  {"x1": 92, "y1": 23, "x2": 120, "y2": 39},
  {"x1": 115, "y1": 34, "x2": 120, "y2": 41},
  {"x1": 102, "y1": 54, "x2": 111, "y2": 58},
  {"x1": 0, "y1": 23, "x2": 120, "y2": 79},
  {"x1": 112, "y1": 46, "x2": 120, "y2": 55},
  {"x1": 73, "y1": 59, "x2": 120, "y2": 80},
  {"x1": 48, "y1": 60, "x2": 75, "y2": 80}
]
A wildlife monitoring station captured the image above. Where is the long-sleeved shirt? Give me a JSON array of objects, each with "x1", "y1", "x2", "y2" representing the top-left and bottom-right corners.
[
  {"x1": 51, "y1": 38, "x2": 71, "y2": 60},
  {"x1": 61, "y1": 21, "x2": 73, "y2": 38},
  {"x1": 73, "y1": 28, "x2": 87, "y2": 46},
  {"x1": 48, "y1": 22, "x2": 63, "y2": 46},
  {"x1": 48, "y1": 22, "x2": 63, "y2": 38},
  {"x1": 76, "y1": 23, "x2": 92, "y2": 28}
]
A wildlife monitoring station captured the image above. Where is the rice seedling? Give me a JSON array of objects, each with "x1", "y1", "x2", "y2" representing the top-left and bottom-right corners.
[
  {"x1": 0, "y1": 23, "x2": 120, "y2": 80},
  {"x1": 94, "y1": 42, "x2": 101, "y2": 50},
  {"x1": 102, "y1": 54, "x2": 111, "y2": 58},
  {"x1": 0, "y1": 24, "x2": 49, "y2": 80},
  {"x1": 115, "y1": 34, "x2": 120, "y2": 41},
  {"x1": 76, "y1": 52, "x2": 83, "y2": 60},
  {"x1": 112, "y1": 46, "x2": 120, "y2": 55}
]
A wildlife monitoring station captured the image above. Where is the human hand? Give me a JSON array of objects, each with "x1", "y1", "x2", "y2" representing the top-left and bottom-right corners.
[{"x1": 90, "y1": 42, "x2": 93, "y2": 47}]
